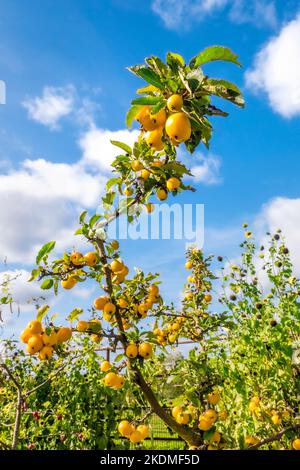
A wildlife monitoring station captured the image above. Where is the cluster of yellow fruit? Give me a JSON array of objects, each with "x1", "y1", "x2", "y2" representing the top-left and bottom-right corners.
[
  {"x1": 94, "y1": 295, "x2": 130, "y2": 330},
  {"x1": 172, "y1": 405, "x2": 193, "y2": 425},
  {"x1": 118, "y1": 420, "x2": 150, "y2": 444},
  {"x1": 110, "y1": 259, "x2": 129, "y2": 285},
  {"x1": 60, "y1": 250, "x2": 99, "y2": 290},
  {"x1": 125, "y1": 159, "x2": 182, "y2": 203},
  {"x1": 249, "y1": 396, "x2": 293, "y2": 427},
  {"x1": 248, "y1": 396, "x2": 260, "y2": 414},
  {"x1": 153, "y1": 317, "x2": 185, "y2": 345},
  {"x1": 198, "y1": 408, "x2": 218, "y2": 431},
  {"x1": 101, "y1": 361, "x2": 125, "y2": 391},
  {"x1": 92, "y1": 284, "x2": 160, "y2": 330},
  {"x1": 135, "y1": 95, "x2": 191, "y2": 148},
  {"x1": 118, "y1": 284, "x2": 160, "y2": 324},
  {"x1": 20, "y1": 320, "x2": 72, "y2": 359},
  {"x1": 171, "y1": 392, "x2": 221, "y2": 429},
  {"x1": 76, "y1": 318, "x2": 102, "y2": 343},
  {"x1": 185, "y1": 259, "x2": 213, "y2": 303},
  {"x1": 125, "y1": 342, "x2": 153, "y2": 359}
]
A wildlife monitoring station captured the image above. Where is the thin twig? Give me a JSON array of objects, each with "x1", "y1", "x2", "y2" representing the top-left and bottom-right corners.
[
  {"x1": 135, "y1": 408, "x2": 153, "y2": 425},
  {"x1": 249, "y1": 423, "x2": 300, "y2": 450},
  {"x1": 24, "y1": 364, "x2": 66, "y2": 397},
  {"x1": 0, "y1": 363, "x2": 23, "y2": 450}
]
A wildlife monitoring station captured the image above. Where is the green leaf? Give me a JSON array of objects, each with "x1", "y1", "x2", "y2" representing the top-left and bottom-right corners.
[
  {"x1": 202, "y1": 78, "x2": 245, "y2": 107},
  {"x1": 203, "y1": 427, "x2": 216, "y2": 441},
  {"x1": 66, "y1": 307, "x2": 83, "y2": 322},
  {"x1": 102, "y1": 191, "x2": 116, "y2": 208},
  {"x1": 106, "y1": 177, "x2": 122, "y2": 191},
  {"x1": 185, "y1": 131, "x2": 203, "y2": 153},
  {"x1": 89, "y1": 321, "x2": 101, "y2": 333},
  {"x1": 146, "y1": 56, "x2": 169, "y2": 76},
  {"x1": 74, "y1": 227, "x2": 83, "y2": 235},
  {"x1": 36, "y1": 304, "x2": 50, "y2": 321},
  {"x1": 206, "y1": 78, "x2": 242, "y2": 95},
  {"x1": 163, "y1": 161, "x2": 193, "y2": 177},
  {"x1": 36, "y1": 241, "x2": 56, "y2": 265},
  {"x1": 190, "y1": 46, "x2": 241, "y2": 68},
  {"x1": 186, "y1": 69, "x2": 204, "y2": 91},
  {"x1": 126, "y1": 105, "x2": 142, "y2": 128},
  {"x1": 40, "y1": 279, "x2": 54, "y2": 290},
  {"x1": 136, "y1": 84, "x2": 159, "y2": 94},
  {"x1": 79, "y1": 210, "x2": 88, "y2": 224},
  {"x1": 53, "y1": 280, "x2": 58, "y2": 296},
  {"x1": 114, "y1": 354, "x2": 124, "y2": 362},
  {"x1": 150, "y1": 99, "x2": 165, "y2": 115},
  {"x1": 128, "y1": 65, "x2": 164, "y2": 89},
  {"x1": 89, "y1": 214, "x2": 101, "y2": 227},
  {"x1": 110, "y1": 140, "x2": 132, "y2": 154},
  {"x1": 166, "y1": 52, "x2": 185, "y2": 67},
  {"x1": 28, "y1": 268, "x2": 40, "y2": 282},
  {"x1": 131, "y1": 96, "x2": 162, "y2": 106}
]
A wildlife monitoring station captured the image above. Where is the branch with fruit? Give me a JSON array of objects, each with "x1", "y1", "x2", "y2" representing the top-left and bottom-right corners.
[{"x1": 16, "y1": 47, "x2": 300, "y2": 450}]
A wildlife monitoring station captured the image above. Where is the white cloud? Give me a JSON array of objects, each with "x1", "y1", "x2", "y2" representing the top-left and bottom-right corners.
[
  {"x1": 254, "y1": 197, "x2": 300, "y2": 275},
  {"x1": 73, "y1": 286, "x2": 95, "y2": 300},
  {"x1": 217, "y1": 197, "x2": 300, "y2": 294},
  {"x1": 152, "y1": 0, "x2": 277, "y2": 31},
  {"x1": 0, "y1": 269, "x2": 50, "y2": 324},
  {"x1": 152, "y1": 0, "x2": 227, "y2": 30},
  {"x1": 187, "y1": 153, "x2": 222, "y2": 185},
  {"x1": 0, "y1": 128, "x2": 137, "y2": 264},
  {"x1": 230, "y1": 0, "x2": 277, "y2": 29},
  {"x1": 0, "y1": 158, "x2": 105, "y2": 264},
  {"x1": 79, "y1": 127, "x2": 139, "y2": 173},
  {"x1": 245, "y1": 13, "x2": 300, "y2": 118},
  {"x1": 22, "y1": 85, "x2": 75, "y2": 129}
]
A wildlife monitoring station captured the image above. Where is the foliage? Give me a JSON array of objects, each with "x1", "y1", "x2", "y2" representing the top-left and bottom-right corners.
[{"x1": 0, "y1": 47, "x2": 299, "y2": 450}]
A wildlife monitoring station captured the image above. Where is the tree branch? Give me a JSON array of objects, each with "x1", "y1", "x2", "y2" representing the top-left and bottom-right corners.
[
  {"x1": 0, "y1": 363, "x2": 23, "y2": 450},
  {"x1": 94, "y1": 238, "x2": 203, "y2": 447},
  {"x1": 249, "y1": 423, "x2": 300, "y2": 450},
  {"x1": 24, "y1": 364, "x2": 66, "y2": 397}
]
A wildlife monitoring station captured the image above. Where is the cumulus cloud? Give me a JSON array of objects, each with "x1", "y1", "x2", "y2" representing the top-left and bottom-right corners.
[
  {"x1": 217, "y1": 197, "x2": 300, "y2": 294},
  {"x1": 0, "y1": 127, "x2": 137, "y2": 264},
  {"x1": 79, "y1": 128, "x2": 139, "y2": 173},
  {"x1": 230, "y1": 0, "x2": 277, "y2": 29},
  {"x1": 152, "y1": 0, "x2": 277, "y2": 31},
  {"x1": 0, "y1": 269, "x2": 50, "y2": 324},
  {"x1": 152, "y1": 0, "x2": 227, "y2": 30},
  {"x1": 73, "y1": 286, "x2": 95, "y2": 300},
  {"x1": 22, "y1": 85, "x2": 76, "y2": 129},
  {"x1": 245, "y1": 13, "x2": 300, "y2": 118},
  {"x1": 189, "y1": 153, "x2": 222, "y2": 185},
  {"x1": 254, "y1": 197, "x2": 300, "y2": 275},
  {"x1": 0, "y1": 158, "x2": 106, "y2": 264}
]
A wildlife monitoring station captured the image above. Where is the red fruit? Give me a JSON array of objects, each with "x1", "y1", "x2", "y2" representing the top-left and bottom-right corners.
[
  {"x1": 56, "y1": 414, "x2": 63, "y2": 421},
  {"x1": 27, "y1": 443, "x2": 35, "y2": 450},
  {"x1": 32, "y1": 411, "x2": 40, "y2": 420}
]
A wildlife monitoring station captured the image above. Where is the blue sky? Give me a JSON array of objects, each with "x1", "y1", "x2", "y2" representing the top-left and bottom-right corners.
[{"x1": 1, "y1": 0, "x2": 300, "y2": 337}]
